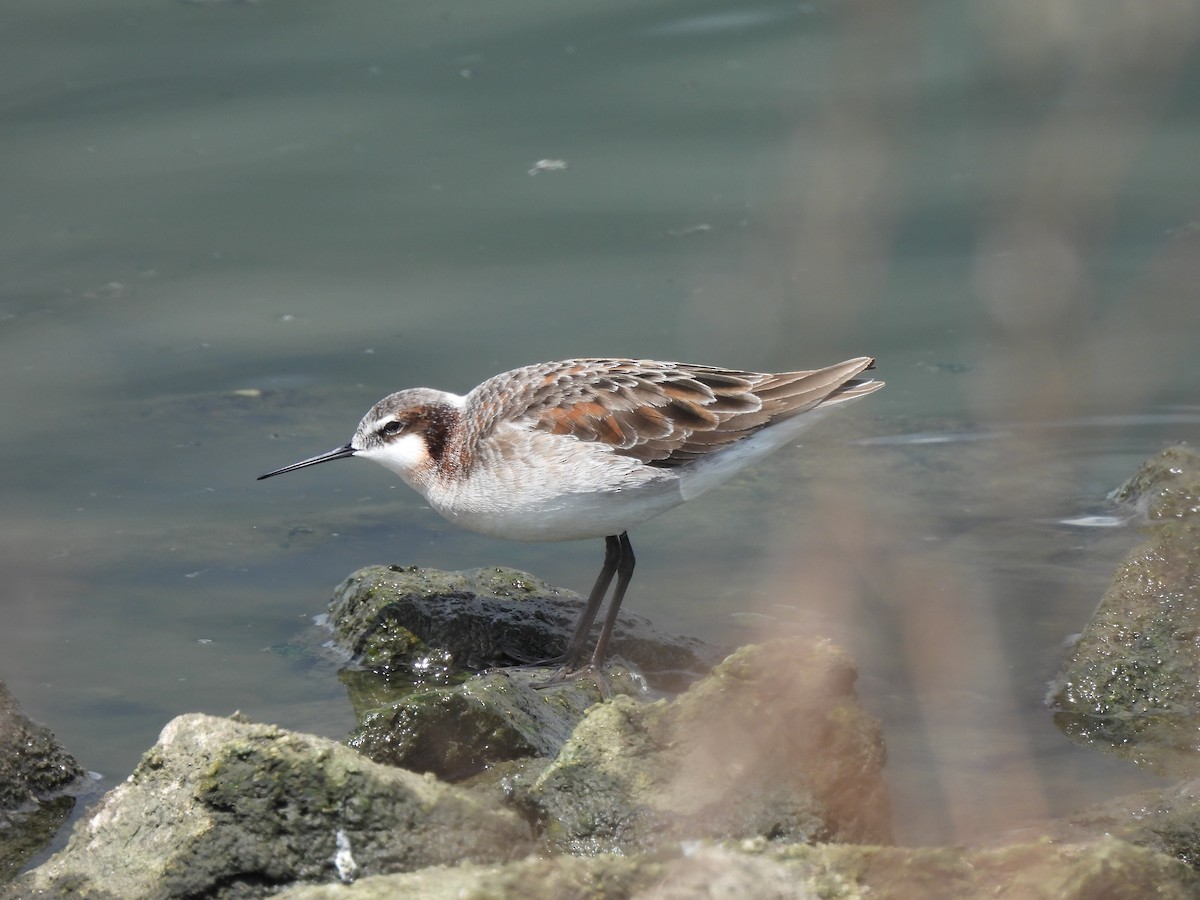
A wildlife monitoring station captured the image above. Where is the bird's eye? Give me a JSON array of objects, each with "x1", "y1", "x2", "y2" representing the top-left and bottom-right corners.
[{"x1": 381, "y1": 420, "x2": 404, "y2": 437}]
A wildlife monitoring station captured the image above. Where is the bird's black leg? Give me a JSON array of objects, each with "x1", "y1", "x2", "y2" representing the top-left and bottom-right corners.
[
  {"x1": 533, "y1": 533, "x2": 630, "y2": 693},
  {"x1": 560, "y1": 533, "x2": 621, "y2": 670},
  {"x1": 508, "y1": 534, "x2": 618, "y2": 670},
  {"x1": 586, "y1": 532, "x2": 634, "y2": 670}
]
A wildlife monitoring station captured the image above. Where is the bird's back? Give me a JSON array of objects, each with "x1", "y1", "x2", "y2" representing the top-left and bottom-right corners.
[{"x1": 460, "y1": 357, "x2": 879, "y2": 468}]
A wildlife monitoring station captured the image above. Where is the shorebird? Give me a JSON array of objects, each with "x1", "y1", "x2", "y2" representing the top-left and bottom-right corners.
[{"x1": 259, "y1": 356, "x2": 883, "y2": 681}]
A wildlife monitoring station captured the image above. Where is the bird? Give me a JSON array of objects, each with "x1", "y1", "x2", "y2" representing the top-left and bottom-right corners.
[{"x1": 258, "y1": 356, "x2": 883, "y2": 683}]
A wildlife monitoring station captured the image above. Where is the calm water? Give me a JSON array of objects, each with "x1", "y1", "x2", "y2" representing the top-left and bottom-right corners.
[{"x1": 3, "y1": 0, "x2": 1200, "y2": 849}]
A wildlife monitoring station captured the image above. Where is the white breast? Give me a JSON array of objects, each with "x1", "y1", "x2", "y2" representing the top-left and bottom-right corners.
[{"x1": 423, "y1": 426, "x2": 684, "y2": 542}]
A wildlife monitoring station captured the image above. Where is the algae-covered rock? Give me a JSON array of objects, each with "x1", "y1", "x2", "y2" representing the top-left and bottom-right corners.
[
  {"x1": 329, "y1": 565, "x2": 723, "y2": 694},
  {"x1": 6, "y1": 713, "x2": 531, "y2": 899},
  {"x1": 346, "y1": 667, "x2": 637, "y2": 779},
  {"x1": 855, "y1": 836, "x2": 1198, "y2": 900},
  {"x1": 1052, "y1": 446, "x2": 1200, "y2": 774},
  {"x1": 343, "y1": 636, "x2": 888, "y2": 856},
  {"x1": 0, "y1": 681, "x2": 86, "y2": 815},
  {"x1": 1021, "y1": 774, "x2": 1200, "y2": 869},
  {"x1": 332, "y1": 565, "x2": 716, "y2": 782},
  {"x1": 0, "y1": 795, "x2": 76, "y2": 886},
  {"x1": 528, "y1": 637, "x2": 890, "y2": 854},
  {"x1": 0, "y1": 679, "x2": 87, "y2": 882},
  {"x1": 274, "y1": 853, "x2": 653, "y2": 900},
  {"x1": 1109, "y1": 444, "x2": 1200, "y2": 520},
  {"x1": 273, "y1": 835, "x2": 1200, "y2": 900}
]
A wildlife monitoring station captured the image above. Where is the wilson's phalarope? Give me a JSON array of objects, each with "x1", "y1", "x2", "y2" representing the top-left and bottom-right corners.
[{"x1": 259, "y1": 357, "x2": 883, "y2": 681}]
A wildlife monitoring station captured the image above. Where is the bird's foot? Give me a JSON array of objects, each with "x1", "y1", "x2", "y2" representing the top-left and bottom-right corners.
[
  {"x1": 532, "y1": 663, "x2": 611, "y2": 700},
  {"x1": 494, "y1": 647, "x2": 569, "y2": 669}
]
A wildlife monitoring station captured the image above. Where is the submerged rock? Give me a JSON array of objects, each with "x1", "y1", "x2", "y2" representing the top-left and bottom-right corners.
[
  {"x1": 0, "y1": 679, "x2": 87, "y2": 881},
  {"x1": 5, "y1": 713, "x2": 531, "y2": 899},
  {"x1": 1051, "y1": 445, "x2": 1200, "y2": 774}
]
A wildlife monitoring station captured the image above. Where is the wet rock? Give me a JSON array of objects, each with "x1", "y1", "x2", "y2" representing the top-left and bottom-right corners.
[
  {"x1": 340, "y1": 632, "x2": 887, "y2": 854},
  {"x1": 329, "y1": 565, "x2": 725, "y2": 693},
  {"x1": 0, "y1": 681, "x2": 86, "y2": 815},
  {"x1": 528, "y1": 637, "x2": 891, "y2": 854},
  {"x1": 14, "y1": 578, "x2": 1199, "y2": 898},
  {"x1": 0, "y1": 679, "x2": 87, "y2": 881},
  {"x1": 1051, "y1": 445, "x2": 1200, "y2": 774},
  {"x1": 273, "y1": 836, "x2": 1199, "y2": 900},
  {"x1": 0, "y1": 796, "x2": 76, "y2": 886},
  {"x1": 5, "y1": 713, "x2": 531, "y2": 899},
  {"x1": 332, "y1": 565, "x2": 690, "y2": 783},
  {"x1": 346, "y1": 666, "x2": 641, "y2": 780},
  {"x1": 1109, "y1": 444, "x2": 1200, "y2": 521},
  {"x1": 275, "y1": 853, "x2": 648, "y2": 900},
  {"x1": 1011, "y1": 774, "x2": 1200, "y2": 869},
  {"x1": 840, "y1": 837, "x2": 1199, "y2": 900}
]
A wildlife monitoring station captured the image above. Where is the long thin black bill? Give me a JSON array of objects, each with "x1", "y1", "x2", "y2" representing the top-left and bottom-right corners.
[{"x1": 257, "y1": 444, "x2": 357, "y2": 480}]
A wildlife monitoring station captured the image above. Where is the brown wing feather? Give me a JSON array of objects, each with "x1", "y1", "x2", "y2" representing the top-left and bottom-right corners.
[{"x1": 464, "y1": 357, "x2": 879, "y2": 468}]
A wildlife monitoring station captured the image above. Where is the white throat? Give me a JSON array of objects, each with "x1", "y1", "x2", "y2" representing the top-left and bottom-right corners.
[{"x1": 358, "y1": 432, "x2": 433, "y2": 487}]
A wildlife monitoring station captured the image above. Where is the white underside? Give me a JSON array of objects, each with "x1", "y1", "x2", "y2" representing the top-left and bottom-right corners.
[
  {"x1": 381, "y1": 403, "x2": 846, "y2": 542},
  {"x1": 423, "y1": 423, "x2": 681, "y2": 541}
]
